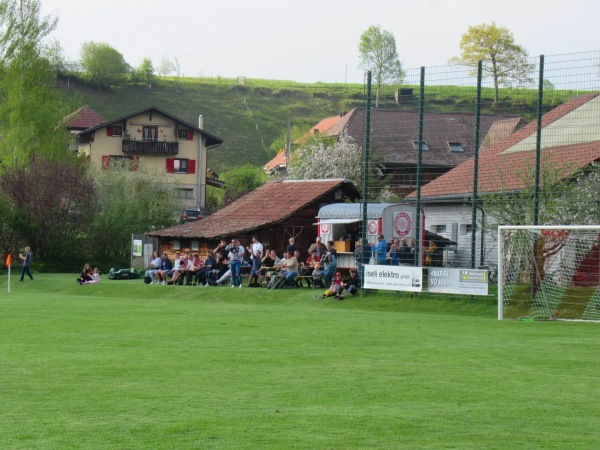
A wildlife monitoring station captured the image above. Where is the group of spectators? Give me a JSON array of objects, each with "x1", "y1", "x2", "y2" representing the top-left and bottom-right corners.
[{"x1": 141, "y1": 235, "x2": 360, "y2": 299}]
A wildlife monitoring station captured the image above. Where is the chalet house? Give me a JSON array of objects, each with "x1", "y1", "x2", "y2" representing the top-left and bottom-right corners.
[
  {"x1": 405, "y1": 94, "x2": 600, "y2": 266},
  {"x1": 65, "y1": 105, "x2": 105, "y2": 153},
  {"x1": 264, "y1": 108, "x2": 523, "y2": 197},
  {"x1": 147, "y1": 179, "x2": 360, "y2": 259},
  {"x1": 77, "y1": 106, "x2": 223, "y2": 208}
]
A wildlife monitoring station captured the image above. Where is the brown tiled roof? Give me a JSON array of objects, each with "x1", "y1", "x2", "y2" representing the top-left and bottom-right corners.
[
  {"x1": 263, "y1": 149, "x2": 286, "y2": 172},
  {"x1": 148, "y1": 179, "x2": 357, "y2": 239},
  {"x1": 409, "y1": 94, "x2": 600, "y2": 199},
  {"x1": 65, "y1": 106, "x2": 105, "y2": 131},
  {"x1": 338, "y1": 109, "x2": 522, "y2": 167}
]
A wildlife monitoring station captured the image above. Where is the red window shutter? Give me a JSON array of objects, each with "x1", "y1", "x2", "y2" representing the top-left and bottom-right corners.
[
  {"x1": 106, "y1": 127, "x2": 113, "y2": 137},
  {"x1": 101, "y1": 155, "x2": 110, "y2": 170},
  {"x1": 166, "y1": 158, "x2": 174, "y2": 173},
  {"x1": 131, "y1": 156, "x2": 139, "y2": 171},
  {"x1": 187, "y1": 130, "x2": 193, "y2": 141},
  {"x1": 188, "y1": 159, "x2": 196, "y2": 174}
]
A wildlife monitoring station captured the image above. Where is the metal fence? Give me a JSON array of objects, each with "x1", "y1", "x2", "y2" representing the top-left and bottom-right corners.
[{"x1": 357, "y1": 50, "x2": 600, "y2": 299}]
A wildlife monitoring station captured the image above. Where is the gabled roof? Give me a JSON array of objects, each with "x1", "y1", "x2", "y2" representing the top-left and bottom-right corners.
[
  {"x1": 78, "y1": 105, "x2": 223, "y2": 147},
  {"x1": 337, "y1": 109, "x2": 522, "y2": 167},
  {"x1": 409, "y1": 93, "x2": 600, "y2": 200},
  {"x1": 148, "y1": 179, "x2": 359, "y2": 239},
  {"x1": 65, "y1": 105, "x2": 105, "y2": 131},
  {"x1": 263, "y1": 149, "x2": 287, "y2": 173}
]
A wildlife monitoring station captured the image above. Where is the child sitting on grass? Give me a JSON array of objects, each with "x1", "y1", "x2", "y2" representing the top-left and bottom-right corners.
[
  {"x1": 315, "y1": 272, "x2": 343, "y2": 299},
  {"x1": 83, "y1": 268, "x2": 101, "y2": 284}
]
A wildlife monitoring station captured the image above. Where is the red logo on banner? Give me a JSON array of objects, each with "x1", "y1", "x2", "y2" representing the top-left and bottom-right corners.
[
  {"x1": 368, "y1": 220, "x2": 378, "y2": 235},
  {"x1": 320, "y1": 223, "x2": 331, "y2": 235},
  {"x1": 394, "y1": 212, "x2": 411, "y2": 236}
]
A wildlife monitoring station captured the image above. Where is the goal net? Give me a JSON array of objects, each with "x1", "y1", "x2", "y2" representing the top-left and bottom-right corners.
[{"x1": 498, "y1": 225, "x2": 600, "y2": 321}]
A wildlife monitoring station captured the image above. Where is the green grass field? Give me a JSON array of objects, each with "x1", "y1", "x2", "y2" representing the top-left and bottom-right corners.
[{"x1": 1, "y1": 275, "x2": 599, "y2": 449}]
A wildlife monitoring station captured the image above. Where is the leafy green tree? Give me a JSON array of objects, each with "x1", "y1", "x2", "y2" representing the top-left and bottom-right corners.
[
  {"x1": 207, "y1": 165, "x2": 267, "y2": 208},
  {"x1": 358, "y1": 25, "x2": 405, "y2": 108},
  {"x1": 0, "y1": 0, "x2": 71, "y2": 169},
  {"x1": 89, "y1": 164, "x2": 182, "y2": 267},
  {"x1": 79, "y1": 41, "x2": 128, "y2": 91},
  {"x1": 449, "y1": 22, "x2": 534, "y2": 106},
  {"x1": 137, "y1": 57, "x2": 155, "y2": 88},
  {"x1": 267, "y1": 123, "x2": 311, "y2": 159}
]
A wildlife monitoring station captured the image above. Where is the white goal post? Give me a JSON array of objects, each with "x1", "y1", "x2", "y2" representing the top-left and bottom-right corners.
[{"x1": 498, "y1": 225, "x2": 600, "y2": 321}]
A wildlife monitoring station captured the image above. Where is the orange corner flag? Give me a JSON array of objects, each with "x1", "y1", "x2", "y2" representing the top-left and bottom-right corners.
[{"x1": 6, "y1": 253, "x2": 11, "y2": 266}]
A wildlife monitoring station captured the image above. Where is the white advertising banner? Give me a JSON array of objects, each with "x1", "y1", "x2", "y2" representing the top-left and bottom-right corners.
[
  {"x1": 427, "y1": 268, "x2": 489, "y2": 296},
  {"x1": 363, "y1": 264, "x2": 423, "y2": 292}
]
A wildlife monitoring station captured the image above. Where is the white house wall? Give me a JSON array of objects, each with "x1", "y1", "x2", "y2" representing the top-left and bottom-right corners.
[{"x1": 422, "y1": 204, "x2": 498, "y2": 267}]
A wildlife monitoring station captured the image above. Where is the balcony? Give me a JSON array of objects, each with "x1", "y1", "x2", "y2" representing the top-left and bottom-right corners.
[{"x1": 122, "y1": 139, "x2": 179, "y2": 155}]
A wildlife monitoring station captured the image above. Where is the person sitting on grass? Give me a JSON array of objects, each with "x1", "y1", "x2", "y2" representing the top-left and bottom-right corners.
[
  {"x1": 82, "y1": 268, "x2": 101, "y2": 284},
  {"x1": 316, "y1": 272, "x2": 343, "y2": 299},
  {"x1": 335, "y1": 268, "x2": 360, "y2": 300},
  {"x1": 77, "y1": 263, "x2": 93, "y2": 284}
]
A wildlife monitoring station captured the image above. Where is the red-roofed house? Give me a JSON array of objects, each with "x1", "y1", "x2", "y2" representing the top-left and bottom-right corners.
[
  {"x1": 147, "y1": 179, "x2": 360, "y2": 259},
  {"x1": 405, "y1": 94, "x2": 600, "y2": 266},
  {"x1": 264, "y1": 108, "x2": 522, "y2": 196}
]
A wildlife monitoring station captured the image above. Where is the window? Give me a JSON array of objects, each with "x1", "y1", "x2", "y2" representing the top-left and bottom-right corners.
[
  {"x1": 107, "y1": 125, "x2": 122, "y2": 137},
  {"x1": 177, "y1": 129, "x2": 193, "y2": 140},
  {"x1": 174, "y1": 159, "x2": 188, "y2": 173},
  {"x1": 173, "y1": 240, "x2": 180, "y2": 250},
  {"x1": 434, "y1": 225, "x2": 447, "y2": 234},
  {"x1": 174, "y1": 188, "x2": 194, "y2": 198},
  {"x1": 142, "y1": 126, "x2": 158, "y2": 141},
  {"x1": 101, "y1": 155, "x2": 139, "y2": 171},
  {"x1": 448, "y1": 142, "x2": 463, "y2": 152},
  {"x1": 460, "y1": 224, "x2": 473, "y2": 235},
  {"x1": 166, "y1": 158, "x2": 196, "y2": 174},
  {"x1": 412, "y1": 140, "x2": 429, "y2": 151}
]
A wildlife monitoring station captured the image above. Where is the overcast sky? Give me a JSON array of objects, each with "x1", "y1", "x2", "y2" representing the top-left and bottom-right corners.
[{"x1": 41, "y1": 0, "x2": 599, "y2": 84}]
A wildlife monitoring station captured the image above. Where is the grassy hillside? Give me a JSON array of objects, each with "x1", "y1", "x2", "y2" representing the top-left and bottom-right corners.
[{"x1": 61, "y1": 76, "x2": 581, "y2": 172}]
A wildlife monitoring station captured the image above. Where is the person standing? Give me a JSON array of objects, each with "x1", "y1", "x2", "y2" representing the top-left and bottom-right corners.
[
  {"x1": 372, "y1": 235, "x2": 387, "y2": 265},
  {"x1": 18, "y1": 246, "x2": 34, "y2": 282},
  {"x1": 226, "y1": 238, "x2": 243, "y2": 288},
  {"x1": 307, "y1": 236, "x2": 327, "y2": 259}
]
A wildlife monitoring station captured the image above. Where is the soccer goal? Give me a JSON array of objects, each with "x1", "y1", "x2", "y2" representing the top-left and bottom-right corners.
[{"x1": 498, "y1": 225, "x2": 600, "y2": 321}]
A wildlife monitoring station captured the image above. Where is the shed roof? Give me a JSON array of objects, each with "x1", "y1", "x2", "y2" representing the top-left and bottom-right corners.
[
  {"x1": 316, "y1": 203, "x2": 406, "y2": 220},
  {"x1": 148, "y1": 179, "x2": 359, "y2": 239},
  {"x1": 65, "y1": 105, "x2": 105, "y2": 131}
]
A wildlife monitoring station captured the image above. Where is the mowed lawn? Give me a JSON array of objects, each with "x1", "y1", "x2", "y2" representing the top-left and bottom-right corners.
[{"x1": 1, "y1": 275, "x2": 599, "y2": 449}]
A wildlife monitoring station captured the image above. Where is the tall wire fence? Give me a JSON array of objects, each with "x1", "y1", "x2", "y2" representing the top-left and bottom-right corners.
[{"x1": 356, "y1": 50, "x2": 600, "y2": 302}]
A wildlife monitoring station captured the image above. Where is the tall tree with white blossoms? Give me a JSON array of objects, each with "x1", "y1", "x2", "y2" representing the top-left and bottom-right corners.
[{"x1": 288, "y1": 131, "x2": 363, "y2": 189}]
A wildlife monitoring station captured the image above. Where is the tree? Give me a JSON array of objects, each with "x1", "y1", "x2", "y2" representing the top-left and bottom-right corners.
[
  {"x1": 158, "y1": 55, "x2": 174, "y2": 78},
  {"x1": 449, "y1": 22, "x2": 534, "y2": 106},
  {"x1": 0, "y1": 156, "x2": 97, "y2": 265},
  {"x1": 137, "y1": 57, "x2": 155, "y2": 88},
  {"x1": 0, "y1": 0, "x2": 56, "y2": 61},
  {"x1": 88, "y1": 164, "x2": 182, "y2": 267},
  {"x1": 0, "y1": 0, "x2": 71, "y2": 169},
  {"x1": 79, "y1": 41, "x2": 128, "y2": 91},
  {"x1": 207, "y1": 164, "x2": 267, "y2": 208},
  {"x1": 289, "y1": 131, "x2": 363, "y2": 188},
  {"x1": 358, "y1": 25, "x2": 405, "y2": 108}
]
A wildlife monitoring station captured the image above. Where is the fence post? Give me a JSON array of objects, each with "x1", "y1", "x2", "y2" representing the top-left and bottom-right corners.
[
  {"x1": 533, "y1": 54, "x2": 545, "y2": 225},
  {"x1": 414, "y1": 66, "x2": 425, "y2": 266},
  {"x1": 471, "y1": 61, "x2": 483, "y2": 269}
]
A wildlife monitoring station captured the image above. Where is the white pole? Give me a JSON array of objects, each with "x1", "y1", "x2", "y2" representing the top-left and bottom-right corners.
[
  {"x1": 497, "y1": 227, "x2": 503, "y2": 320},
  {"x1": 7, "y1": 265, "x2": 10, "y2": 293}
]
